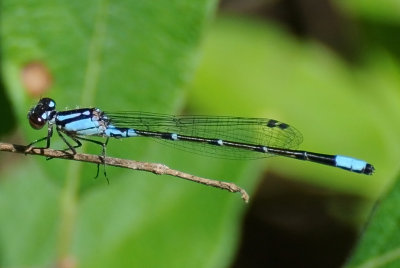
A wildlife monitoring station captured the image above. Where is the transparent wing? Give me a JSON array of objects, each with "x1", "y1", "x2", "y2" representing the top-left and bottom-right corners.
[{"x1": 105, "y1": 111, "x2": 303, "y2": 159}]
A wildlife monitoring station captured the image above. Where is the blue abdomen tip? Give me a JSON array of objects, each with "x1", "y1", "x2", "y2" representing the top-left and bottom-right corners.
[{"x1": 335, "y1": 155, "x2": 374, "y2": 175}]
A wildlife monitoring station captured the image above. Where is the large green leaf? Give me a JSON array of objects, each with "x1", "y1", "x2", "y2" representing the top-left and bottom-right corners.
[
  {"x1": 346, "y1": 175, "x2": 400, "y2": 268},
  {"x1": 0, "y1": 1, "x2": 258, "y2": 268}
]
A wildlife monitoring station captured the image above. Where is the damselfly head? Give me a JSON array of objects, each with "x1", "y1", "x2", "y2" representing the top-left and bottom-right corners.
[{"x1": 27, "y1": 97, "x2": 56, "y2": 129}]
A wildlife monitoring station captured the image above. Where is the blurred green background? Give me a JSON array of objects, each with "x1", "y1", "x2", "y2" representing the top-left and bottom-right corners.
[{"x1": 1, "y1": 0, "x2": 399, "y2": 267}]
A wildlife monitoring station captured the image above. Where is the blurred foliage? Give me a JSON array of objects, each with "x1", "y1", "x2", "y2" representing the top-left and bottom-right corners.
[
  {"x1": 347, "y1": 175, "x2": 400, "y2": 268},
  {"x1": 0, "y1": 79, "x2": 15, "y2": 135},
  {"x1": 336, "y1": 0, "x2": 400, "y2": 23},
  {"x1": 1, "y1": 0, "x2": 400, "y2": 267}
]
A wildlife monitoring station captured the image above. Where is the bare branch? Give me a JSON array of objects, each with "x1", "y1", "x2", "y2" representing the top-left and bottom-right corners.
[{"x1": 0, "y1": 142, "x2": 249, "y2": 202}]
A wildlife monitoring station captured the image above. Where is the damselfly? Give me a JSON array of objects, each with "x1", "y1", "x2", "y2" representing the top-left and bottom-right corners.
[{"x1": 26, "y1": 98, "x2": 374, "y2": 175}]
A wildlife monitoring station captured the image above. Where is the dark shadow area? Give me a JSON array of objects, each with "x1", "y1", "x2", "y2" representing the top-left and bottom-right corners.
[
  {"x1": 232, "y1": 173, "x2": 365, "y2": 268},
  {"x1": 0, "y1": 40, "x2": 16, "y2": 136}
]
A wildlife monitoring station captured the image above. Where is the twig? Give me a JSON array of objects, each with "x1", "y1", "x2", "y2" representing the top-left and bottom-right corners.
[{"x1": 0, "y1": 142, "x2": 249, "y2": 202}]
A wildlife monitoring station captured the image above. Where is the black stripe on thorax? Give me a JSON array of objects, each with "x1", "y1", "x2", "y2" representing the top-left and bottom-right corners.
[{"x1": 55, "y1": 108, "x2": 96, "y2": 126}]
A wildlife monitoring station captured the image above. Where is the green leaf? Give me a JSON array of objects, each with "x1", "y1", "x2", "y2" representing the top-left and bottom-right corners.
[
  {"x1": 0, "y1": 1, "x2": 258, "y2": 268},
  {"x1": 0, "y1": 160, "x2": 59, "y2": 266},
  {"x1": 346, "y1": 174, "x2": 400, "y2": 268}
]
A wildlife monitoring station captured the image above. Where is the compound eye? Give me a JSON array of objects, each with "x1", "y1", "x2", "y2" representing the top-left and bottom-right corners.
[{"x1": 29, "y1": 114, "x2": 46, "y2": 129}]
